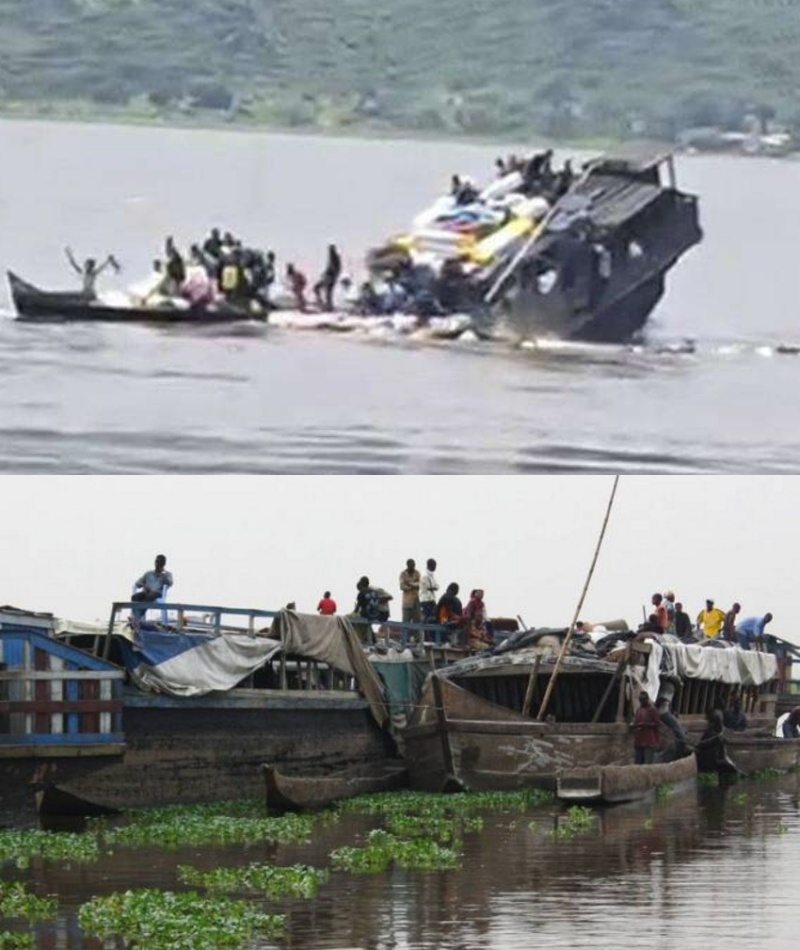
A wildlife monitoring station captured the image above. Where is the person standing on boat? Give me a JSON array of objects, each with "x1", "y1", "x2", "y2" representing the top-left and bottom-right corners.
[
  {"x1": 663, "y1": 591, "x2": 677, "y2": 635},
  {"x1": 776, "y1": 707, "x2": 800, "y2": 738},
  {"x1": 674, "y1": 602, "x2": 694, "y2": 641},
  {"x1": 723, "y1": 696, "x2": 748, "y2": 732},
  {"x1": 464, "y1": 589, "x2": 492, "y2": 652},
  {"x1": 419, "y1": 559, "x2": 440, "y2": 625},
  {"x1": 286, "y1": 263, "x2": 308, "y2": 312},
  {"x1": 314, "y1": 244, "x2": 343, "y2": 312},
  {"x1": 651, "y1": 593, "x2": 668, "y2": 632},
  {"x1": 722, "y1": 603, "x2": 741, "y2": 643},
  {"x1": 64, "y1": 246, "x2": 120, "y2": 298},
  {"x1": 697, "y1": 599, "x2": 726, "y2": 639},
  {"x1": 131, "y1": 555, "x2": 173, "y2": 614},
  {"x1": 399, "y1": 559, "x2": 421, "y2": 625},
  {"x1": 736, "y1": 613, "x2": 773, "y2": 651},
  {"x1": 317, "y1": 591, "x2": 337, "y2": 616},
  {"x1": 633, "y1": 691, "x2": 661, "y2": 765}
]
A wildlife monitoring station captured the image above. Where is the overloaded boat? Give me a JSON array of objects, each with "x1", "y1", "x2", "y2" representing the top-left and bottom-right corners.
[
  {"x1": 368, "y1": 151, "x2": 703, "y2": 342},
  {"x1": 402, "y1": 628, "x2": 785, "y2": 793},
  {"x1": 6, "y1": 271, "x2": 263, "y2": 324}
]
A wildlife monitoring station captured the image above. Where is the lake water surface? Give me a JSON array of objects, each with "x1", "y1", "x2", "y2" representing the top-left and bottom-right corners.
[
  {"x1": 6, "y1": 776, "x2": 799, "y2": 949},
  {"x1": 1, "y1": 120, "x2": 799, "y2": 473}
]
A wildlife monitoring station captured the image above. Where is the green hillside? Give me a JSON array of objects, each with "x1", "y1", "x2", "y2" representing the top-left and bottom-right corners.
[{"x1": 1, "y1": 0, "x2": 798, "y2": 141}]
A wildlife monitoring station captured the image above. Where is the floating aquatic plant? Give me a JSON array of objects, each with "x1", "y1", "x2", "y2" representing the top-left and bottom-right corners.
[
  {"x1": 0, "y1": 829, "x2": 100, "y2": 868},
  {"x1": 0, "y1": 932, "x2": 34, "y2": 949},
  {"x1": 656, "y1": 783, "x2": 674, "y2": 801},
  {"x1": 78, "y1": 888, "x2": 283, "y2": 949},
  {"x1": 550, "y1": 806, "x2": 598, "y2": 839},
  {"x1": 104, "y1": 806, "x2": 314, "y2": 848},
  {"x1": 340, "y1": 788, "x2": 551, "y2": 817},
  {"x1": 178, "y1": 863, "x2": 328, "y2": 899},
  {"x1": 0, "y1": 882, "x2": 57, "y2": 922},
  {"x1": 331, "y1": 828, "x2": 460, "y2": 874},
  {"x1": 384, "y1": 812, "x2": 483, "y2": 842}
]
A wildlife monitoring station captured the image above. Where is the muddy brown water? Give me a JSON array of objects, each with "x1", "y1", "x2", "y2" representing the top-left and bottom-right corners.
[
  {"x1": 3, "y1": 775, "x2": 799, "y2": 949},
  {"x1": 3, "y1": 120, "x2": 800, "y2": 473}
]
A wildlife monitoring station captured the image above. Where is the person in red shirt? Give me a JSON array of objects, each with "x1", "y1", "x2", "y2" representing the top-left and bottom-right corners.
[
  {"x1": 651, "y1": 593, "x2": 668, "y2": 632},
  {"x1": 317, "y1": 591, "x2": 337, "y2": 616},
  {"x1": 633, "y1": 691, "x2": 662, "y2": 764}
]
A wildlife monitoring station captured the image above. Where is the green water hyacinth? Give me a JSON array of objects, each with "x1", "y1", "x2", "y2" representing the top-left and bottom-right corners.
[
  {"x1": 178, "y1": 863, "x2": 328, "y2": 899},
  {"x1": 0, "y1": 882, "x2": 57, "y2": 922},
  {"x1": 78, "y1": 888, "x2": 283, "y2": 949},
  {"x1": 340, "y1": 788, "x2": 552, "y2": 817},
  {"x1": 384, "y1": 812, "x2": 483, "y2": 842},
  {"x1": 0, "y1": 932, "x2": 34, "y2": 949},
  {"x1": 331, "y1": 829, "x2": 460, "y2": 873},
  {"x1": 104, "y1": 809, "x2": 315, "y2": 848},
  {"x1": 550, "y1": 806, "x2": 598, "y2": 839},
  {"x1": 0, "y1": 830, "x2": 100, "y2": 868}
]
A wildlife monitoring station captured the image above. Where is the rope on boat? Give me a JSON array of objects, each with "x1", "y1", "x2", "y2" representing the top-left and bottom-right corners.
[{"x1": 536, "y1": 474, "x2": 620, "y2": 721}]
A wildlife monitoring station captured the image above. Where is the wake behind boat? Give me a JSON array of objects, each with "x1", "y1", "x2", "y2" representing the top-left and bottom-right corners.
[{"x1": 7, "y1": 271, "x2": 264, "y2": 324}]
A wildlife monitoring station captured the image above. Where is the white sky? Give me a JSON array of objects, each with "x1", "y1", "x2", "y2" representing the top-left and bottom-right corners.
[{"x1": 0, "y1": 475, "x2": 793, "y2": 642}]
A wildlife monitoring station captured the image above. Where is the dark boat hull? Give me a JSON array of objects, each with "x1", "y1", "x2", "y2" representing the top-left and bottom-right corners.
[
  {"x1": 7, "y1": 271, "x2": 262, "y2": 324},
  {"x1": 5, "y1": 688, "x2": 393, "y2": 821}
]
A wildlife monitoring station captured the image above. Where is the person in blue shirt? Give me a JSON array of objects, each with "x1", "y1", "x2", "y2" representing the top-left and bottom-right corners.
[{"x1": 737, "y1": 613, "x2": 773, "y2": 651}]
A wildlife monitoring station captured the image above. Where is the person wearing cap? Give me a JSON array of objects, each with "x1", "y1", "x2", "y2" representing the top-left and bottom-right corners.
[{"x1": 696, "y1": 599, "x2": 726, "y2": 639}]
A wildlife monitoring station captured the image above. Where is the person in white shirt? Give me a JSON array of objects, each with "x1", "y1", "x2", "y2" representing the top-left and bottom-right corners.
[{"x1": 420, "y1": 558, "x2": 440, "y2": 624}]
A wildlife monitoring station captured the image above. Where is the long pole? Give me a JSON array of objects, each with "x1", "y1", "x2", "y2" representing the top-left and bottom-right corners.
[{"x1": 536, "y1": 475, "x2": 620, "y2": 721}]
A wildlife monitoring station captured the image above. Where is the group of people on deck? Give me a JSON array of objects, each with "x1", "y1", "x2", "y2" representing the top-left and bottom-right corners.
[
  {"x1": 65, "y1": 235, "x2": 344, "y2": 313},
  {"x1": 348, "y1": 559, "x2": 493, "y2": 652},
  {"x1": 634, "y1": 591, "x2": 772, "y2": 651}
]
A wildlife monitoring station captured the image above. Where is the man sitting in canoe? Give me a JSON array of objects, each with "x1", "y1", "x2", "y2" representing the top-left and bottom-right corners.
[{"x1": 64, "y1": 246, "x2": 120, "y2": 298}]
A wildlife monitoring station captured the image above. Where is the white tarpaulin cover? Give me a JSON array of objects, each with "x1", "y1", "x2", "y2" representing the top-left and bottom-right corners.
[
  {"x1": 639, "y1": 638, "x2": 777, "y2": 702},
  {"x1": 119, "y1": 628, "x2": 282, "y2": 697}
]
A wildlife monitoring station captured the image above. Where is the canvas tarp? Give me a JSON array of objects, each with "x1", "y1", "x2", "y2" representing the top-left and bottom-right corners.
[
  {"x1": 638, "y1": 638, "x2": 777, "y2": 702},
  {"x1": 118, "y1": 628, "x2": 282, "y2": 697},
  {"x1": 272, "y1": 611, "x2": 388, "y2": 725}
]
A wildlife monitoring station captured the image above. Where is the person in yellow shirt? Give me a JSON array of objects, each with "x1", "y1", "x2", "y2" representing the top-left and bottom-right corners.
[{"x1": 696, "y1": 598, "x2": 726, "y2": 638}]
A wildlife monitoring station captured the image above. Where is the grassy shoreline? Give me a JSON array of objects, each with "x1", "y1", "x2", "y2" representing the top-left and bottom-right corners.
[{"x1": 0, "y1": 97, "x2": 633, "y2": 155}]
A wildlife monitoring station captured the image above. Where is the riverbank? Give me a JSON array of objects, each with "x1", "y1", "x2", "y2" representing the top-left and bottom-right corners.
[{"x1": 0, "y1": 97, "x2": 622, "y2": 153}]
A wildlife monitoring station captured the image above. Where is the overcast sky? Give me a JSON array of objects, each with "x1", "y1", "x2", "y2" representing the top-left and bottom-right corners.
[{"x1": 0, "y1": 476, "x2": 793, "y2": 642}]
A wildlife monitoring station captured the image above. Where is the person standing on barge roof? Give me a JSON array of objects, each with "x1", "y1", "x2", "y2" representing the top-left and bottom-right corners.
[
  {"x1": 399, "y1": 559, "x2": 421, "y2": 625},
  {"x1": 651, "y1": 593, "x2": 668, "y2": 632},
  {"x1": 723, "y1": 602, "x2": 741, "y2": 643},
  {"x1": 419, "y1": 558, "x2": 439, "y2": 624},
  {"x1": 674, "y1": 601, "x2": 693, "y2": 641},
  {"x1": 697, "y1": 599, "x2": 726, "y2": 639}
]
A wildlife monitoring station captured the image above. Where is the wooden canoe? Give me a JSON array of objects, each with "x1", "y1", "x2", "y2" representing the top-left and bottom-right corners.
[
  {"x1": 556, "y1": 753, "x2": 698, "y2": 805},
  {"x1": 703, "y1": 732, "x2": 800, "y2": 776},
  {"x1": 264, "y1": 759, "x2": 408, "y2": 812},
  {"x1": 8, "y1": 270, "x2": 262, "y2": 324}
]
